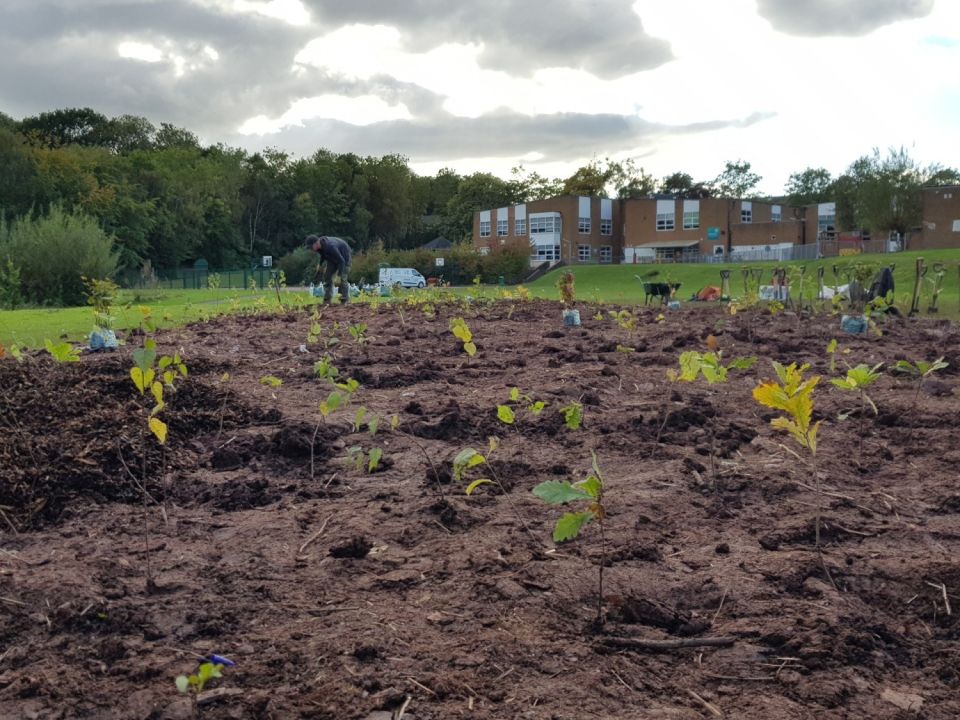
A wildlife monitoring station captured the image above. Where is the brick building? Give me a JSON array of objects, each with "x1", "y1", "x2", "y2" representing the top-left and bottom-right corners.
[
  {"x1": 473, "y1": 195, "x2": 815, "y2": 265},
  {"x1": 910, "y1": 185, "x2": 960, "y2": 250},
  {"x1": 474, "y1": 196, "x2": 623, "y2": 265}
]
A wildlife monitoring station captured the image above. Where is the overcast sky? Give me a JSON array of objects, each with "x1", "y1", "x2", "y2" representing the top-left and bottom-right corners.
[{"x1": 1, "y1": 0, "x2": 958, "y2": 194}]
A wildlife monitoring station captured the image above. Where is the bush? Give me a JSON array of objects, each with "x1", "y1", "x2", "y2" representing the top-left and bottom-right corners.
[
  {"x1": 276, "y1": 247, "x2": 320, "y2": 287},
  {"x1": 0, "y1": 255, "x2": 23, "y2": 310},
  {"x1": 0, "y1": 204, "x2": 118, "y2": 306}
]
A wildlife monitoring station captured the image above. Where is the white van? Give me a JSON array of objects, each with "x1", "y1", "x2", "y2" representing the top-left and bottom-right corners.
[{"x1": 378, "y1": 267, "x2": 426, "y2": 288}]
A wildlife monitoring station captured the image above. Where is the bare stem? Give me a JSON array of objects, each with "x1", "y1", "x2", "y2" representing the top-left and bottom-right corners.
[
  {"x1": 598, "y1": 517, "x2": 606, "y2": 627},
  {"x1": 310, "y1": 419, "x2": 322, "y2": 480}
]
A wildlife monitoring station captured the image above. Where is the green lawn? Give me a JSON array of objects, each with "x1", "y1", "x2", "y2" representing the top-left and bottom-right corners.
[
  {"x1": 3, "y1": 249, "x2": 959, "y2": 349},
  {"x1": 525, "y1": 249, "x2": 960, "y2": 314},
  {"x1": 0, "y1": 288, "x2": 321, "y2": 348}
]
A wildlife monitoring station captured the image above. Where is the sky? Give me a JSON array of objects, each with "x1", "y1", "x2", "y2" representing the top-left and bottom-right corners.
[{"x1": 1, "y1": 0, "x2": 958, "y2": 195}]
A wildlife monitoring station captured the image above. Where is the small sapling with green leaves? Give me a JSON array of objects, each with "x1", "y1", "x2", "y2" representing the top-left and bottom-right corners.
[
  {"x1": 176, "y1": 659, "x2": 230, "y2": 695},
  {"x1": 893, "y1": 357, "x2": 949, "y2": 445},
  {"x1": 532, "y1": 452, "x2": 608, "y2": 626},
  {"x1": 348, "y1": 322, "x2": 370, "y2": 345},
  {"x1": 560, "y1": 401, "x2": 584, "y2": 430},
  {"x1": 830, "y1": 363, "x2": 883, "y2": 461},
  {"x1": 668, "y1": 337, "x2": 756, "y2": 489},
  {"x1": 44, "y1": 339, "x2": 81, "y2": 363},
  {"x1": 497, "y1": 386, "x2": 547, "y2": 426}
]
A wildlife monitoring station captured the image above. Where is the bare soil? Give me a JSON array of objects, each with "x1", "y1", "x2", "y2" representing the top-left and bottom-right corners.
[{"x1": 2, "y1": 299, "x2": 960, "y2": 719}]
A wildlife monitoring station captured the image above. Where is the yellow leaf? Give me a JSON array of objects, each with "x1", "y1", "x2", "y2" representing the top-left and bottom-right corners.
[
  {"x1": 464, "y1": 341, "x2": 477, "y2": 357},
  {"x1": 148, "y1": 417, "x2": 168, "y2": 444},
  {"x1": 465, "y1": 478, "x2": 493, "y2": 495},
  {"x1": 151, "y1": 381, "x2": 164, "y2": 406},
  {"x1": 130, "y1": 367, "x2": 145, "y2": 393},
  {"x1": 752, "y1": 382, "x2": 788, "y2": 411}
]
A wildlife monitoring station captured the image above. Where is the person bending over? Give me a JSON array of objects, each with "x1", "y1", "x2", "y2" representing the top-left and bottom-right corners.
[{"x1": 305, "y1": 234, "x2": 352, "y2": 304}]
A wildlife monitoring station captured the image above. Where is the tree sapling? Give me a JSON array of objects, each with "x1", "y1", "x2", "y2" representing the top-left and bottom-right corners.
[{"x1": 532, "y1": 452, "x2": 608, "y2": 626}]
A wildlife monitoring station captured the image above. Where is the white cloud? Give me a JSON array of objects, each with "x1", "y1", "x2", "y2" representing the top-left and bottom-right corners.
[
  {"x1": 238, "y1": 93, "x2": 412, "y2": 134},
  {"x1": 235, "y1": 0, "x2": 310, "y2": 25},
  {"x1": 203, "y1": 45, "x2": 219, "y2": 61},
  {"x1": 117, "y1": 41, "x2": 164, "y2": 63}
]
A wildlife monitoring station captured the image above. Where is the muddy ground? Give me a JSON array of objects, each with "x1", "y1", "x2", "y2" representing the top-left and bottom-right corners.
[{"x1": 2, "y1": 298, "x2": 960, "y2": 719}]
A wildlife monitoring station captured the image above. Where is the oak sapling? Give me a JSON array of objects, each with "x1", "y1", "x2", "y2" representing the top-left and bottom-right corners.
[
  {"x1": 560, "y1": 401, "x2": 584, "y2": 431},
  {"x1": 497, "y1": 386, "x2": 547, "y2": 426},
  {"x1": 752, "y1": 361, "x2": 836, "y2": 588},
  {"x1": 830, "y1": 363, "x2": 883, "y2": 462},
  {"x1": 894, "y1": 357, "x2": 949, "y2": 441},
  {"x1": 458, "y1": 438, "x2": 539, "y2": 543},
  {"x1": 668, "y1": 337, "x2": 757, "y2": 490},
  {"x1": 45, "y1": 339, "x2": 81, "y2": 363},
  {"x1": 532, "y1": 452, "x2": 607, "y2": 626},
  {"x1": 449, "y1": 317, "x2": 477, "y2": 356},
  {"x1": 348, "y1": 322, "x2": 370, "y2": 346},
  {"x1": 176, "y1": 658, "x2": 231, "y2": 696}
]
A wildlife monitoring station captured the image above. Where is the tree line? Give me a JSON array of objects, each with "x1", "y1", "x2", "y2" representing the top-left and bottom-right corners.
[{"x1": 1, "y1": 107, "x2": 957, "y2": 298}]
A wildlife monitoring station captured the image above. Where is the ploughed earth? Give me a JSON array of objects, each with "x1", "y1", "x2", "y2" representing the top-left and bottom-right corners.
[{"x1": 2, "y1": 298, "x2": 960, "y2": 719}]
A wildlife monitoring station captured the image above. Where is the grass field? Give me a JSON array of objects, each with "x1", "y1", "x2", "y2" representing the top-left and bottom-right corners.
[
  {"x1": 526, "y1": 248, "x2": 960, "y2": 312},
  {"x1": 0, "y1": 288, "x2": 320, "y2": 348},
  {"x1": 2, "y1": 249, "x2": 959, "y2": 348}
]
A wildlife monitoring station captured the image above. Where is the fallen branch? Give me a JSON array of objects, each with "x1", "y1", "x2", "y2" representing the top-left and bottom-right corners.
[{"x1": 599, "y1": 636, "x2": 736, "y2": 652}]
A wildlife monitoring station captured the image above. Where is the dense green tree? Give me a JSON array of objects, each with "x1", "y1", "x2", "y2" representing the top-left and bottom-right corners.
[
  {"x1": 784, "y1": 167, "x2": 833, "y2": 206},
  {"x1": 511, "y1": 165, "x2": 562, "y2": 201},
  {"x1": 440, "y1": 172, "x2": 520, "y2": 242},
  {"x1": 712, "y1": 159, "x2": 762, "y2": 198},
  {"x1": 20, "y1": 107, "x2": 111, "y2": 147},
  {"x1": 0, "y1": 128, "x2": 40, "y2": 221}
]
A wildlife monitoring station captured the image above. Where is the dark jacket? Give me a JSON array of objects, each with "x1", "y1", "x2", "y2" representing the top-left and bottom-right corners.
[{"x1": 317, "y1": 236, "x2": 352, "y2": 269}]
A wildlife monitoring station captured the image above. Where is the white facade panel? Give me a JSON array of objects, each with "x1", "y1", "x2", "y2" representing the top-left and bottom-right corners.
[
  {"x1": 578, "y1": 196, "x2": 591, "y2": 217},
  {"x1": 600, "y1": 198, "x2": 613, "y2": 220},
  {"x1": 682, "y1": 200, "x2": 700, "y2": 213},
  {"x1": 656, "y1": 199, "x2": 675, "y2": 214},
  {"x1": 514, "y1": 204, "x2": 526, "y2": 220},
  {"x1": 497, "y1": 207, "x2": 508, "y2": 220},
  {"x1": 479, "y1": 210, "x2": 491, "y2": 222}
]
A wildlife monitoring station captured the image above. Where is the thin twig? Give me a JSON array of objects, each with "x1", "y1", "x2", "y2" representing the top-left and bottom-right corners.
[
  {"x1": 687, "y1": 689, "x2": 723, "y2": 717},
  {"x1": 298, "y1": 515, "x2": 333, "y2": 555},
  {"x1": 396, "y1": 695, "x2": 413, "y2": 720},
  {"x1": 710, "y1": 588, "x2": 728, "y2": 626}
]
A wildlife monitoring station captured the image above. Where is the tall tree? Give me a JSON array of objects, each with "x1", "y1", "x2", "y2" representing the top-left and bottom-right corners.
[
  {"x1": 511, "y1": 164, "x2": 562, "y2": 201},
  {"x1": 784, "y1": 167, "x2": 833, "y2": 206},
  {"x1": 440, "y1": 172, "x2": 519, "y2": 242},
  {"x1": 20, "y1": 107, "x2": 110, "y2": 147},
  {"x1": 712, "y1": 159, "x2": 762, "y2": 198}
]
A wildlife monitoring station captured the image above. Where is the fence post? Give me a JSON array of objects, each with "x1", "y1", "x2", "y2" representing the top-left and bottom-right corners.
[{"x1": 909, "y1": 257, "x2": 925, "y2": 316}]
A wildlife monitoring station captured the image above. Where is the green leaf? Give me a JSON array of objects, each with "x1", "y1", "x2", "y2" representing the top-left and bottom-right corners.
[
  {"x1": 465, "y1": 478, "x2": 493, "y2": 495},
  {"x1": 368, "y1": 416, "x2": 380, "y2": 436},
  {"x1": 453, "y1": 448, "x2": 486, "y2": 482},
  {"x1": 532, "y1": 480, "x2": 591, "y2": 505},
  {"x1": 509, "y1": 387, "x2": 520, "y2": 402},
  {"x1": 175, "y1": 676, "x2": 189, "y2": 694},
  {"x1": 497, "y1": 405, "x2": 515, "y2": 425},
  {"x1": 553, "y1": 511, "x2": 594, "y2": 542},
  {"x1": 354, "y1": 407, "x2": 367, "y2": 432},
  {"x1": 529, "y1": 400, "x2": 547, "y2": 415},
  {"x1": 727, "y1": 356, "x2": 757, "y2": 370},
  {"x1": 367, "y1": 447, "x2": 382, "y2": 472},
  {"x1": 561, "y1": 402, "x2": 583, "y2": 430},
  {"x1": 130, "y1": 367, "x2": 146, "y2": 393},
  {"x1": 575, "y1": 475, "x2": 602, "y2": 500},
  {"x1": 463, "y1": 341, "x2": 477, "y2": 357},
  {"x1": 158, "y1": 356, "x2": 172, "y2": 370},
  {"x1": 826, "y1": 339, "x2": 837, "y2": 354}
]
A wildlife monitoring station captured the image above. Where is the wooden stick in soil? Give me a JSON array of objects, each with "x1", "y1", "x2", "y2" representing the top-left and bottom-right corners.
[
  {"x1": 140, "y1": 423, "x2": 154, "y2": 593},
  {"x1": 600, "y1": 636, "x2": 736, "y2": 651},
  {"x1": 811, "y1": 452, "x2": 839, "y2": 593}
]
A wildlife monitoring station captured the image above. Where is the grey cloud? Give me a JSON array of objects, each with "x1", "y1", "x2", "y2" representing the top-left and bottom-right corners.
[
  {"x1": 227, "y1": 108, "x2": 774, "y2": 165},
  {"x1": 0, "y1": 0, "x2": 321, "y2": 136},
  {"x1": 302, "y1": 0, "x2": 672, "y2": 78},
  {"x1": 756, "y1": 0, "x2": 934, "y2": 36}
]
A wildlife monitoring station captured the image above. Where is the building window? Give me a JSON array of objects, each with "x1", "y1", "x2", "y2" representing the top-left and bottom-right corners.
[
  {"x1": 479, "y1": 246, "x2": 490, "y2": 256},
  {"x1": 530, "y1": 216, "x2": 560, "y2": 233},
  {"x1": 771, "y1": 211, "x2": 781, "y2": 223},
  {"x1": 532, "y1": 244, "x2": 561, "y2": 261},
  {"x1": 600, "y1": 218, "x2": 612, "y2": 235},
  {"x1": 741, "y1": 208, "x2": 752, "y2": 223},
  {"x1": 599, "y1": 246, "x2": 612, "y2": 263},
  {"x1": 479, "y1": 220, "x2": 491, "y2": 237},
  {"x1": 682, "y1": 211, "x2": 699, "y2": 229},
  {"x1": 578, "y1": 244, "x2": 591, "y2": 261},
  {"x1": 818, "y1": 213, "x2": 836, "y2": 232},
  {"x1": 515, "y1": 218, "x2": 526, "y2": 235},
  {"x1": 578, "y1": 216, "x2": 591, "y2": 233},
  {"x1": 496, "y1": 220, "x2": 508, "y2": 236},
  {"x1": 656, "y1": 212, "x2": 675, "y2": 231}
]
